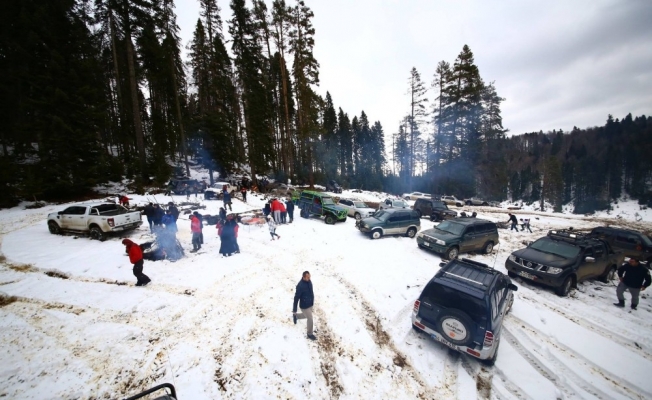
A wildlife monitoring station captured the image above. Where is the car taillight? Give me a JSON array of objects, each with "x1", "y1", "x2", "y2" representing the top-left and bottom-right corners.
[
  {"x1": 413, "y1": 300, "x2": 420, "y2": 313},
  {"x1": 108, "y1": 218, "x2": 115, "y2": 227},
  {"x1": 483, "y1": 331, "x2": 494, "y2": 347}
]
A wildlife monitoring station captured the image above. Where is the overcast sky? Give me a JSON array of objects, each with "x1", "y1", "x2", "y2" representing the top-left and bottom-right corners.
[{"x1": 175, "y1": 0, "x2": 652, "y2": 137}]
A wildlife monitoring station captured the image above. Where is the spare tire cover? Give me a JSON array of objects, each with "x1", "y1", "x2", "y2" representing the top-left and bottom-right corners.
[{"x1": 437, "y1": 310, "x2": 474, "y2": 346}]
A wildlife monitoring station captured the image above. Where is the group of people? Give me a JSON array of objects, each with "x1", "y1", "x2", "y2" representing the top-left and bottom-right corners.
[
  {"x1": 508, "y1": 213, "x2": 532, "y2": 232},
  {"x1": 263, "y1": 198, "x2": 295, "y2": 224}
]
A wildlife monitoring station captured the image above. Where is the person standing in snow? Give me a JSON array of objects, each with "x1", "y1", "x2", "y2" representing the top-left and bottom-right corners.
[
  {"x1": 193, "y1": 211, "x2": 204, "y2": 244},
  {"x1": 271, "y1": 198, "x2": 282, "y2": 223},
  {"x1": 190, "y1": 213, "x2": 202, "y2": 252},
  {"x1": 143, "y1": 203, "x2": 155, "y2": 233},
  {"x1": 614, "y1": 257, "x2": 651, "y2": 310},
  {"x1": 161, "y1": 209, "x2": 178, "y2": 234},
  {"x1": 122, "y1": 239, "x2": 151, "y2": 286},
  {"x1": 286, "y1": 198, "x2": 295, "y2": 223},
  {"x1": 219, "y1": 207, "x2": 227, "y2": 222},
  {"x1": 223, "y1": 189, "x2": 233, "y2": 211},
  {"x1": 219, "y1": 216, "x2": 237, "y2": 257},
  {"x1": 267, "y1": 215, "x2": 281, "y2": 240},
  {"x1": 240, "y1": 186, "x2": 247, "y2": 203},
  {"x1": 227, "y1": 215, "x2": 240, "y2": 254},
  {"x1": 508, "y1": 213, "x2": 519, "y2": 231},
  {"x1": 263, "y1": 201, "x2": 271, "y2": 218},
  {"x1": 280, "y1": 200, "x2": 287, "y2": 224},
  {"x1": 293, "y1": 271, "x2": 316, "y2": 340},
  {"x1": 153, "y1": 203, "x2": 164, "y2": 226},
  {"x1": 168, "y1": 202, "x2": 180, "y2": 221}
]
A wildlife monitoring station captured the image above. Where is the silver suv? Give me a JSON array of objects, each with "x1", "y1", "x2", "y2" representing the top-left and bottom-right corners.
[
  {"x1": 338, "y1": 198, "x2": 376, "y2": 220},
  {"x1": 378, "y1": 198, "x2": 410, "y2": 210}
]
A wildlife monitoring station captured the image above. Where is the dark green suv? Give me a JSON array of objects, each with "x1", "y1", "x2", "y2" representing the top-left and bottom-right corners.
[
  {"x1": 417, "y1": 218, "x2": 499, "y2": 259},
  {"x1": 356, "y1": 208, "x2": 421, "y2": 239},
  {"x1": 589, "y1": 226, "x2": 652, "y2": 265},
  {"x1": 297, "y1": 190, "x2": 348, "y2": 224}
]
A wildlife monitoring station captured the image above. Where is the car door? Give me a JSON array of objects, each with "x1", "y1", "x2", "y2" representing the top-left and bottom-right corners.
[
  {"x1": 385, "y1": 212, "x2": 402, "y2": 235},
  {"x1": 589, "y1": 243, "x2": 610, "y2": 278},
  {"x1": 339, "y1": 199, "x2": 352, "y2": 216},
  {"x1": 490, "y1": 279, "x2": 509, "y2": 339},
  {"x1": 576, "y1": 247, "x2": 596, "y2": 281},
  {"x1": 61, "y1": 206, "x2": 87, "y2": 230},
  {"x1": 460, "y1": 226, "x2": 478, "y2": 252},
  {"x1": 310, "y1": 196, "x2": 323, "y2": 215}
]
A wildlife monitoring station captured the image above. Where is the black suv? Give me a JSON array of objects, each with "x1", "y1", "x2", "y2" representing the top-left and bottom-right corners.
[
  {"x1": 326, "y1": 180, "x2": 343, "y2": 193},
  {"x1": 412, "y1": 258, "x2": 518, "y2": 365},
  {"x1": 588, "y1": 226, "x2": 652, "y2": 264},
  {"x1": 413, "y1": 198, "x2": 458, "y2": 221},
  {"x1": 417, "y1": 218, "x2": 499, "y2": 260},
  {"x1": 505, "y1": 230, "x2": 624, "y2": 296}
]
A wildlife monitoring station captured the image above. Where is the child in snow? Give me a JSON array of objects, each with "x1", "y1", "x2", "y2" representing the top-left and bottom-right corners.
[{"x1": 267, "y1": 215, "x2": 281, "y2": 240}]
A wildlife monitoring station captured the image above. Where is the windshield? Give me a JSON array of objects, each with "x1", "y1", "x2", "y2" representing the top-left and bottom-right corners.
[
  {"x1": 436, "y1": 221, "x2": 465, "y2": 235},
  {"x1": 393, "y1": 200, "x2": 408, "y2": 208},
  {"x1": 322, "y1": 197, "x2": 335, "y2": 205},
  {"x1": 640, "y1": 235, "x2": 652, "y2": 247},
  {"x1": 530, "y1": 238, "x2": 580, "y2": 259},
  {"x1": 373, "y1": 210, "x2": 389, "y2": 220},
  {"x1": 354, "y1": 202, "x2": 368, "y2": 208}
]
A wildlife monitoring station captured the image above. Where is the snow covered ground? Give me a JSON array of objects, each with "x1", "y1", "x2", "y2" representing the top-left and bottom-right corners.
[{"x1": 1, "y1": 174, "x2": 652, "y2": 399}]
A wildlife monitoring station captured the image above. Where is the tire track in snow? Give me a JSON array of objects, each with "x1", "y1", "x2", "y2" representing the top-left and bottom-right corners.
[
  {"x1": 507, "y1": 314, "x2": 651, "y2": 399},
  {"x1": 519, "y1": 293, "x2": 652, "y2": 362}
]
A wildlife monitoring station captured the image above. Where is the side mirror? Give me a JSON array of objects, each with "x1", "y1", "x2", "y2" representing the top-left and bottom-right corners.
[
  {"x1": 585, "y1": 256, "x2": 595, "y2": 263},
  {"x1": 439, "y1": 262, "x2": 447, "y2": 268},
  {"x1": 521, "y1": 240, "x2": 533, "y2": 246},
  {"x1": 58, "y1": 211, "x2": 64, "y2": 215},
  {"x1": 508, "y1": 283, "x2": 518, "y2": 291}
]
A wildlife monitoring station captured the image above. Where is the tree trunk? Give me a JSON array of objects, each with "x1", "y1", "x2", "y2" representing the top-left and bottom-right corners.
[
  {"x1": 170, "y1": 54, "x2": 190, "y2": 177},
  {"x1": 125, "y1": 36, "x2": 147, "y2": 182}
]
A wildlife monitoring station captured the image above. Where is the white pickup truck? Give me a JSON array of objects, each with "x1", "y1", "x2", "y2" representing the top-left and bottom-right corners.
[{"x1": 47, "y1": 203, "x2": 142, "y2": 241}]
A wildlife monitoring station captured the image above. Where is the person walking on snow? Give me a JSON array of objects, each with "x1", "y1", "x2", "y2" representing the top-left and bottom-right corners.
[
  {"x1": 190, "y1": 213, "x2": 202, "y2": 252},
  {"x1": 267, "y1": 215, "x2": 281, "y2": 240},
  {"x1": 240, "y1": 187, "x2": 247, "y2": 203},
  {"x1": 293, "y1": 271, "x2": 316, "y2": 340},
  {"x1": 122, "y1": 239, "x2": 151, "y2": 286},
  {"x1": 286, "y1": 198, "x2": 295, "y2": 223},
  {"x1": 614, "y1": 257, "x2": 651, "y2": 310},
  {"x1": 508, "y1": 213, "x2": 519, "y2": 231},
  {"x1": 223, "y1": 189, "x2": 233, "y2": 211},
  {"x1": 520, "y1": 218, "x2": 532, "y2": 233}
]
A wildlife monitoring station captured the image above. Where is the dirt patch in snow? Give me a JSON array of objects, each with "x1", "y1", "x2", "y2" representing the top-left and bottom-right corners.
[
  {"x1": 0, "y1": 295, "x2": 18, "y2": 307},
  {"x1": 44, "y1": 270, "x2": 70, "y2": 279}
]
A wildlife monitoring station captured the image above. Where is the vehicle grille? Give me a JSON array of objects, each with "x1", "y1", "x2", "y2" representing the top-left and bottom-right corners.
[
  {"x1": 514, "y1": 257, "x2": 540, "y2": 270},
  {"x1": 421, "y1": 235, "x2": 438, "y2": 244}
]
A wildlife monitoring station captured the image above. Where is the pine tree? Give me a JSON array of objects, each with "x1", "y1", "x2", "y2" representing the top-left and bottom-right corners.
[{"x1": 406, "y1": 67, "x2": 428, "y2": 189}]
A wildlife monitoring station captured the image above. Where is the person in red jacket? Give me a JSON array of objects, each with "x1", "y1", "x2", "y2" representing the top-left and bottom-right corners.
[
  {"x1": 190, "y1": 214, "x2": 202, "y2": 252},
  {"x1": 122, "y1": 239, "x2": 150, "y2": 286},
  {"x1": 271, "y1": 198, "x2": 282, "y2": 223}
]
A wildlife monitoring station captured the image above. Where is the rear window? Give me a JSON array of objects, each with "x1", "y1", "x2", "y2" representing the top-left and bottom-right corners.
[{"x1": 425, "y1": 282, "x2": 488, "y2": 324}]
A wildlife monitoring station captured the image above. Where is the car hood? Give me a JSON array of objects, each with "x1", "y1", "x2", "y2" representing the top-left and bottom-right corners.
[
  {"x1": 513, "y1": 248, "x2": 572, "y2": 267},
  {"x1": 420, "y1": 228, "x2": 457, "y2": 241}
]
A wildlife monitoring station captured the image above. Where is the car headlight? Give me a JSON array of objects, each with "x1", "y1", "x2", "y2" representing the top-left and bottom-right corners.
[
  {"x1": 362, "y1": 224, "x2": 369, "y2": 229},
  {"x1": 435, "y1": 239, "x2": 446, "y2": 246},
  {"x1": 545, "y1": 267, "x2": 563, "y2": 274},
  {"x1": 508, "y1": 255, "x2": 516, "y2": 262}
]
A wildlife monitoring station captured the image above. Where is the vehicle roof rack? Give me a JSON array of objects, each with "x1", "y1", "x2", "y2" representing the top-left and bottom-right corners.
[
  {"x1": 440, "y1": 258, "x2": 497, "y2": 288},
  {"x1": 548, "y1": 229, "x2": 598, "y2": 245}
]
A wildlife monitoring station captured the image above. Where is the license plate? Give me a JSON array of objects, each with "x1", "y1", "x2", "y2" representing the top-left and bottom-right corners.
[
  {"x1": 432, "y1": 334, "x2": 456, "y2": 350},
  {"x1": 519, "y1": 271, "x2": 536, "y2": 280}
]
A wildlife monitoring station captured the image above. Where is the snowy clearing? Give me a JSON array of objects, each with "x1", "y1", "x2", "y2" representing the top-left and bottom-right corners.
[{"x1": 1, "y1": 184, "x2": 652, "y2": 399}]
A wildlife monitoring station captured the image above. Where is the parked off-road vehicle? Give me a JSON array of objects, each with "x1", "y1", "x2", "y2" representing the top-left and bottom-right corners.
[
  {"x1": 588, "y1": 226, "x2": 652, "y2": 265},
  {"x1": 297, "y1": 190, "x2": 347, "y2": 224},
  {"x1": 356, "y1": 208, "x2": 420, "y2": 239},
  {"x1": 412, "y1": 258, "x2": 518, "y2": 365},
  {"x1": 413, "y1": 198, "x2": 458, "y2": 221},
  {"x1": 441, "y1": 195, "x2": 463, "y2": 207},
  {"x1": 417, "y1": 218, "x2": 499, "y2": 260},
  {"x1": 338, "y1": 198, "x2": 376, "y2": 220},
  {"x1": 326, "y1": 180, "x2": 343, "y2": 193},
  {"x1": 505, "y1": 230, "x2": 624, "y2": 296}
]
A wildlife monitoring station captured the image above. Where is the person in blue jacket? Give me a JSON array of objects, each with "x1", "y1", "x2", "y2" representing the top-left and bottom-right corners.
[
  {"x1": 161, "y1": 209, "x2": 177, "y2": 234},
  {"x1": 292, "y1": 271, "x2": 316, "y2": 340},
  {"x1": 223, "y1": 189, "x2": 233, "y2": 211}
]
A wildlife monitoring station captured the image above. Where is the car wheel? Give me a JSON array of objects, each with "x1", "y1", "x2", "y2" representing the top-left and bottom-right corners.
[
  {"x1": 599, "y1": 265, "x2": 617, "y2": 283},
  {"x1": 371, "y1": 229, "x2": 383, "y2": 239},
  {"x1": 466, "y1": 201, "x2": 472, "y2": 206},
  {"x1": 354, "y1": 213, "x2": 361, "y2": 221},
  {"x1": 507, "y1": 271, "x2": 517, "y2": 278},
  {"x1": 456, "y1": 202, "x2": 463, "y2": 207},
  {"x1": 415, "y1": 210, "x2": 422, "y2": 218},
  {"x1": 300, "y1": 209, "x2": 308, "y2": 218},
  {"x1": 48, "y1": 221, "x2": 61, "y2": 235},
  {"x1": 482, "y1": 202, "x2": 488, "y2": 206},
  {"x1": 412, "y1": 324, "x2": 422, "y2": 333},
  {"x1": 555, "y1": 276, "x2": 574, "y2": 297},
  {"x1": 437, "y1": 309, "x2": 474, "y2": 346},
  {"x1": 324, "y1": 214, "x2": 335, "y2": 225},
  {"x1": 506, "y1": 294, "x2": 514, "y2": 314},
  {"x1": 483, "y1": 241, "x2": 494, "y2": 254},
  {"x1": 89, "y1": 226, "x2": 106, "y2": 241},
  {"x1": 445, "y1": 246, "x2": 459, "y2": 260},
  {"x1": 430, "y1": 214, "x2": 439, "y2": 222},
  {"x1": 406, "y1": 227, "x2": 417, "y2": 238}
]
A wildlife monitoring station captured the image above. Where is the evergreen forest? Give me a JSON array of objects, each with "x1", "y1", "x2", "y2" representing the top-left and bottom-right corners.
[{"x1": 1, "y1": 0, "x2": 651, "y2": 213}]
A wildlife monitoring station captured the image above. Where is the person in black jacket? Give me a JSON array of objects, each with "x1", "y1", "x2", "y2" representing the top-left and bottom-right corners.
[
  {"x1": 153, "y1": 204, "x2": 164, "y2": 226},
  {"x1": 143, "y1": 203, "x2": 155, "y2": 233},
  {"x1": 286, "y1": 198, "x2": 295, "y2": 223},
  {"x1": 508, "y1": 213, "x2": 519, "y2": 231},
  {"x1": 168, "y1": 202, "x2": 180, "y2": 221},
  {"x1": 614, "y1": 257, "x2": 651, "y2": 310},
  {"x1": 293, "y1": 271, "x2": 316, "y2": 340}
]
